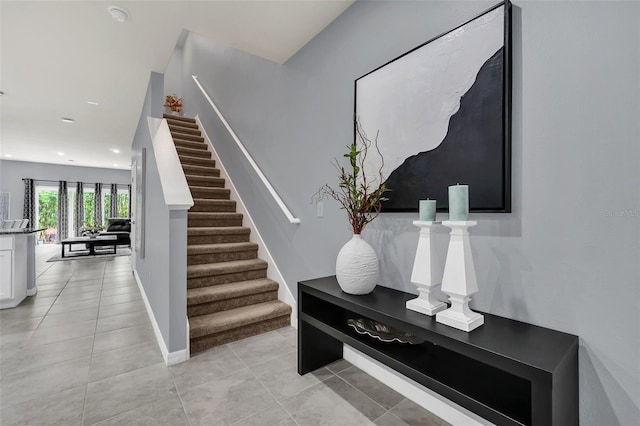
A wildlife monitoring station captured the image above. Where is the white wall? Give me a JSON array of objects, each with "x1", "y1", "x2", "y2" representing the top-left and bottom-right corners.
[
  {"x1": 0, "y1": 159, "x2": 130, "y2": 219},
  {"x1": 174, "y1": 1, "x2": 639, "y2": 424}
]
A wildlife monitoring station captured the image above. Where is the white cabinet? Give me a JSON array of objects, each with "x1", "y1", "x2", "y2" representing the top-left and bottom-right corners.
[
  {"x1": 0, "y1": 249, "x2": 13, "y2": 299},
  {"x1": 0, "y1": 234, "x2": 28, "y2": 309}
]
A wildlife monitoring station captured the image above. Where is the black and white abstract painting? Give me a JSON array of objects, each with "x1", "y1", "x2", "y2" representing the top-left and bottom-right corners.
[{"x1": 355, "y1": 1, "x2": 511, "y2": 212}]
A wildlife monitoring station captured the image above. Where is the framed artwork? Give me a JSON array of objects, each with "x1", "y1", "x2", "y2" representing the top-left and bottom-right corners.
[{"x1": 355, "y1": 1, "x2": 512, "y2": 212}]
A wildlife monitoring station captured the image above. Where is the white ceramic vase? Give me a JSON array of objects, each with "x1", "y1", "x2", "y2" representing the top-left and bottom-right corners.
[{"x1": 336, "y1": 234, "x2": 379, "y2": 295}]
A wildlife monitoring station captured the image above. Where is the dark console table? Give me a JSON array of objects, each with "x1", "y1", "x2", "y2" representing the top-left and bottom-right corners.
[{"x1": 298, "y1": 276, "x2": 578, "y2": 426}]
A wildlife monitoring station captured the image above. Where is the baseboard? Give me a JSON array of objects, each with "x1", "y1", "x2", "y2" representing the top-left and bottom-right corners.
[
  {"x1": 342, "y1": 344, "x2": 492, "y2": 426},
  {"x1": 133, "y1": 270, "x2": 189, "y2": 366},
  {"x1": 26, "y1": 287, "x2": 38, "y2": 296}
]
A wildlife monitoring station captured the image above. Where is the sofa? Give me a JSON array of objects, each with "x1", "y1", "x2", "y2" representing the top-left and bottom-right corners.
[{"x1": 99, "y1": 218, "x2": 131, "y2": 246}]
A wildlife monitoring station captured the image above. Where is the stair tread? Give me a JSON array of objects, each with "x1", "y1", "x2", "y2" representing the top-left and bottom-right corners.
[
  {"x1": 189, "y1": 300, "x2": 291, "y2": 338},
  {"x1": 179, "y1": 155, "x2": 215, "y2": 163},
  {"x1": 187, "y1": 278, "x2": 278, "y2": 304},
  {"x1": 188, "y1": 185, "x2": 229, "y2": 192},
  {"x1": 185, "y1": 175, "x2": 224, "y2": 182},
  {"x1": 188, "y1": 212, "x2": 242, "y2": 217},
  {"x1": 163, "y1": 114, "x2": 195, "y2": 123},
  {"x1": 188, "y1": 242, "x2": 258, "y2": 254},
  {"x1": 187, "y1": 259, "x2": 268, "y2": 277},
  {"x1": 169, "y1": 126, "x2": 201, "y2": 135},
  {"x1": 188, "y1": 226, "x2": 251, "y2": 235},
  {"x1": 166, "y1": 119, "x2": 198, "y2": 129}
]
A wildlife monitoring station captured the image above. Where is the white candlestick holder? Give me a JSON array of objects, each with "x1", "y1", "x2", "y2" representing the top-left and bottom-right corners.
[
  {"x1": 436, "y1": 221, "x2": 484, "y2": 332},
  {"x1": 406, "y1": 221, "x2": 447, "y2": 316}
]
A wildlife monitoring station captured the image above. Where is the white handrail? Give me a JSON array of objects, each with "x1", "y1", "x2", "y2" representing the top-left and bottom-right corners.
[{"x1": 192, "y1": 75, "x2": 300, "y2": 225}]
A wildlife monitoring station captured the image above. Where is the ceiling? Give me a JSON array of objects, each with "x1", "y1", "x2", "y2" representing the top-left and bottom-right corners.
[{"x1": 0, "y1": 0, "x2": 353, "y2": 170}]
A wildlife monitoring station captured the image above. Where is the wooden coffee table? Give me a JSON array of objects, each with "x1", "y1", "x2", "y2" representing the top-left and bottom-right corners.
[{"x1": 60, "y1": 235, "x2": 118, "y2": 258}]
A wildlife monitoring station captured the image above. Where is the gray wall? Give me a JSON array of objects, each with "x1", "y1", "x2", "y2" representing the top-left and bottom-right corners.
[
  {"x1": 164, "y1": 47, "x2": 183, "y2": 104},
  {"x1": 175, "y1": 1, "x2": 639, "y2": 424},
  {"x1": 0, "y1": 159, "x2": 130, "y2": 220},
  {"x1": 131, "y1": 72, "x2": 187, "y2": 353}
]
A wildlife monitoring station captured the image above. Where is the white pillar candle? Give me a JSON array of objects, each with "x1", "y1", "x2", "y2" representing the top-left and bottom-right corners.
[{"x1": 448, "y1": 184, "x2": 469, "y2": 221}]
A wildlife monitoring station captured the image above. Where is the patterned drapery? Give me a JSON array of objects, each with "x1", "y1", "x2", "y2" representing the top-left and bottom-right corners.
[
  {"x1": 109, "y1": 184, "x2": 118, "y2": 218},
  {"x1": 74, "y1": 182, "x2": 84, "y2": 236},
  {"x1": 94, "y1": 183, "x2": 103, "y2": 228},
  {"x1": 23, "y1": 179, "x2": 35, "y2": 228},
  {"x1": 57, "y1": 181, "x2": 68, "y2": 242}
]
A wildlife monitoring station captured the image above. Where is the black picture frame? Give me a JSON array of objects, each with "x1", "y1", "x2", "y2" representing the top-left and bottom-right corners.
[{"x1": 354, "y1": 0, "x2": 512, "y2": 213}]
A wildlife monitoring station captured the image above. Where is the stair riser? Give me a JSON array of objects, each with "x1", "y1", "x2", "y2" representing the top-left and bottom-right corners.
[
  {"x1": 187, "y1": 291, "x2": 278, "y2": 317},
  {"x1": 186, "y1": 177, "x2": 225, "y2": 188},
  {"x1": 188, "y1": 218, "x2": 243, "y2": 227},
  {"x1": 187, "y1": 269, "x2": 267, "y2": 289},
  {"x1": 188, "y1": 249, "x2": 258, "y2": 265},
  {"x1": 163, "y1": 114, "x2": 196, "y2": 123},
  {"x1": 190, "y1": 201, "x2": 236, "y2": 212},
  {"x1": 172, "y1": 133, "x2": 204, "y2": 143},
  {"x1": 182, "y1": 165, "x2": 220, "y2": 177},
  {"x1": 175, "y1": 140, "x2": 208, "y2": 151},
  {"x1": 187, "y1": 234, "x2": 250, "y2": 245},
  {"x1": 180, "y1": 156, "x2": 216, "y2": 167},
  {"x1": 190, "y1": 315, "x2": 290, "y2": 353},
  {"x1": 169, "y1": 125, "x2": 201, "y2": 136},
  {"x1": 177, "y1": 148, "x2": 211, "y2": 159},
  {"x1": 166, "y1": 120, "x2": 198, "y2": 130}
]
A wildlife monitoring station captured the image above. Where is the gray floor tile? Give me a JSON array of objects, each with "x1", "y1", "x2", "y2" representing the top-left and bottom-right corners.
[
  {"x1": 89, "y1": 340, "x2": 163, "y2": 383},
  {"x1": 229, "y1": 330, "x2": 296, "y2": 367},
  {"x1": 370, "y1": 412, "x2": 409, "y2": 426},
  {"x1": 101, "y1": 280, "x2": 137, "y2": 289},
  {"x1": 66, "y1": 279, "x2": 104, "y2": 287},
  {"x1": 35, "y1": 283, "x2": 67, "y2": 291},
  {"x1": 14, "y1": 336, "x2": 94, "y2": 375},
  {"x1": 282, "y1": 375, "x2": 386, "y2": 426},
  {"x1": 98, "y1": 300, "x2": 145, "y2": 318},
  {"x1": 389, "y1": 399, "x2": 451, "y2": 426},
  {"x1": 95, "y1": 310, "x2": 149, "y2": 334},
  {"x1": 49, "y1": 298, "x2": 101, "y2": 314},
  {"x1": 20, "y1": 295, "x2": 57, "y2": 307},
  {"x1": 0, "y1": 330, "x2": 33, "y2": 352},
  {"x1": 55, "y1": 290, "x2": 101, "y2": 303},
  {"x1": 83, "y1": 362, "x2": 176, "y2": 425},
  {"x1": 60, "y1": 284, "x2": 103, "y2": 294},
  {"x1": 0, "y1": 316, "x2": 43, "y2": 335},
  {"x1": 0, "y1": 385, "x2": 86, "y2": 426},
  {"x1": 31, "y1": 289, "x2": 62, "y2": 298},
  {"x1": 0, "y1": 356, "x2": 90, "y2": 409},
  {"x1": 92, "y1": 323, "x2": 155, "y2": 353},
  {"x1": 276, "y1": 326, "x2": 298, "y2": 347},
  {"x1": 326, "y1": 358, "x2": 353, "y2": 374},
  {"x1": 170, "y1": 344, "x2": 247, "y2": 393},
  {"x1": 37, "y1": 307, "x2": 99, "y2": 328},
  {"x1": 99, "y1": 292, "x2": 142, "y2": 307},
  {"x1": 339, "y1": 366, "x2": 405, "y2": 409},
  {"x1": 251, "y1": 351, "x2": 332, "y2": 401},
  {"x1": 180, "y1": 369, "x2": 275, "y2": 426},
  {"x1": 101, "y1": 285, "x2": 139, "y2": 297},
  {"x1": 103, "y1": 270, "x2": 133, "y2": 278},
  {"x1": 92, "y1": 395, "x2": 189, "y2": 426},
  {"x1": 0, "y1": 305, "x2": 51, "y2": 320},
  {"x1": 28, "y1": 319, "x2": 97, "y2": 346},
  {"x1": 233, "y1": 404, "x2": 296, "y2": 426}
]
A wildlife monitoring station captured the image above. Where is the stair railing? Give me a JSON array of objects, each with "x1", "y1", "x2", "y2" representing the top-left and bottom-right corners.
[{"x1": 192, "y1": 75, "x2": 301, "y2": 225}]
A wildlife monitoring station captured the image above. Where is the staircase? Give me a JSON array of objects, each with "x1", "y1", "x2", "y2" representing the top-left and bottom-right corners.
[{"x1": 163, "y1": 113, "x2": 292, "y2": 354}]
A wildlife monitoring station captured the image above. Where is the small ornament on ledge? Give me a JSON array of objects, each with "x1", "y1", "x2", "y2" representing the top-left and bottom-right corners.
[{"x1": 163, "y1": 93, "x2": 183, "y2": 116}]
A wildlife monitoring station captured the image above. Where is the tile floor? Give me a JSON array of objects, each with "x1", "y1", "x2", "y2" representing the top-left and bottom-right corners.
[{"x1": 0, "y1": 245, "x2": 449, "y2": 426}]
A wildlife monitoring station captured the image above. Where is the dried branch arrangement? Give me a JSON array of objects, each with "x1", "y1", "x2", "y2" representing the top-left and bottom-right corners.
[
  {"x1": 313, "y1": 118, "x2": 389, "y2": 234},
  {"x1": 163, "y1": 94, "x2": 183, "y2": 112}
]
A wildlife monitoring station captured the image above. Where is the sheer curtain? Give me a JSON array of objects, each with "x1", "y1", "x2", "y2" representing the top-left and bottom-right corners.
[
  {"x1": 94, "y1": 183, "x2": 103, "y2": 228},
  {"x1": 109, "y1": 184, "x2": 118, "y2": 218},
  {"x1": 57, "y1": 181, "x2": 68, "y2": 242},
  {"x1": 22, "y1": 178, "x2": 35, "y2": 228},
  {"x1": 74, "y1": 182, "x2": 84, "y2": 236}
]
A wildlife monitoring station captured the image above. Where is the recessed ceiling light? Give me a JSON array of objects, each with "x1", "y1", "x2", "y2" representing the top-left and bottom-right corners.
[
  {"x1": 61, "y1": 117, "x2": 74, "y2": 123},
  {"x1": 113, "y1": 163, "x2": 119, "y2": 167},
  {"x1": 107, "y1": 6, "x2": 129, "y2": 23},
  {"x1": 5, "y1": 154, "x2": 12, "y2": 157},
  {"x1": 87, "y1": 101, "x2": 99, "y2": 106},
  {"x1": 68, "y1": 159, "x2": 74, "y2": 162},
  {"x1": 58, "y1": 152, "x2": 64, "y2": 156},
  {"x1": 112, "y1": 148, "x2": 120, "y2": 154}
]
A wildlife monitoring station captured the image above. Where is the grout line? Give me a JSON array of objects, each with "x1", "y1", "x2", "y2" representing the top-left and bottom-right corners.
[{"x1": 332, "y1": 370, "x2": 389, "y2": 416}]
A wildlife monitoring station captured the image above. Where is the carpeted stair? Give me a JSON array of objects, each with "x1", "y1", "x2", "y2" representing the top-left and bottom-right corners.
[{"x1": 163, "y1": 113, "x2": 291, "y2": 354}]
